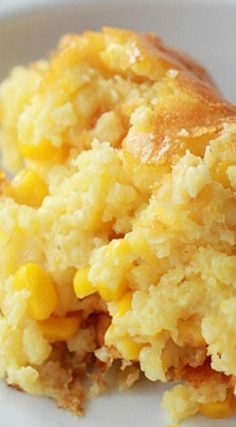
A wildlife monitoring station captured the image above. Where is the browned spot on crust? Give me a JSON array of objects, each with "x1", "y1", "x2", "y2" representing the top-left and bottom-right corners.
[
  {"x1": 123, "y1": 71, "x2": 236, "y2": 164},
  {"x1": 102, "y1": 27, "x2": 215, "y2": 84},
  {"x1": 38, "y1": 343, "x2": 86, "y2": 415},
  {"x1": 87, "y1": 312, "x2": 111, "y2": 348},
  {"x1": 171, "y1": 358, "x2": 229, "y2": 388},
  {"x1": 139, "y1": 32, "x2": 214, "y2": 85},
  {"x1": 8, "y1": 383, "x2": 23, "y2": 392}
]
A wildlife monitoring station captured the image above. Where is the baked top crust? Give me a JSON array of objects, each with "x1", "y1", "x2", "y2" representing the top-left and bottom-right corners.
[{"x1": 1, "y1": 27, "x2": 236, "y2": 174}]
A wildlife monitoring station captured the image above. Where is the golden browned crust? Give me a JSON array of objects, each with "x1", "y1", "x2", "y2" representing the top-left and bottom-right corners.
[
  {"x1": 136, "y1": 31, "x2": 215, "y2": 85},
  {"x1": 2, "y1": 27, "x2": 235, "y2": 174},
  {"x1": 101, "y1": 27, "x2": 215, "y2": 84},
  {"x1": 55, "y1": 27, "x2": 236, "y2": 170},
  {"x1": 123, "y1": 70, "x2": 236, "y2": 165},
  {"x1": 59, "y1": 28, "x2": 236, "y2": 168},
  {"x1": 58, "y1": 27, "x2": 213, "y2": 81}
]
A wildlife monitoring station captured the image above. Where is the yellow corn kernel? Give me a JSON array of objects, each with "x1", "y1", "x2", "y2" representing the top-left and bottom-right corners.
[
  {"x1": 105, "y1": 324, "x2": 142, "y2": 360},
  {"x1": 91, "y1": 239, "x2": 132, "y2": 302},
  {"x1": 117, "y1": 291, "x2": 132, "y2": 316},
  {"x1": 73, "y1": 266, "x2": 96, "y2": 299},
  {"x1": 98, "y1": 280, "x2": 128, "y2": 302},
  {"x1": 199, "y1": 390, "x2": 236, "y2": 418},
  {"x1": 4, "y1": 169, "x2": 48, "y2": 208},
  {"x1": 38, "y1": 315, "x2": 81, "y2": 342},
  {"x1": 19, "y1": 139, "x2": 66, "y2": 161},
  {"x1": 112, "y1": 239, "x2": 131, "y2": 256},
  {"x1": 13, "y1": 263, "x2": 59, "y2": 320},
  {"x1": 116, "y1": 337, "x2": 143, "y2": 360}
]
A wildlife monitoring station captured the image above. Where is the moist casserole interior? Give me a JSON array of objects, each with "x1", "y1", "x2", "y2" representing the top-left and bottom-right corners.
[{"x1": 1, "y1": 27, "x2": 236, "y2": 422}]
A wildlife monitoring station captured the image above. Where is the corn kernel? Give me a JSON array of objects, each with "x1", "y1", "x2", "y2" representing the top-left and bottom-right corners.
[
  {"x1": 98, "y1": 280, "x2": 128, "y2": 302},
  {"x1": 116, "y1": 336, "x2": 143, "y2": 360},
  {"x1": 38, "y1": 315, "x2": 80, "y2": 342},
  {"x1": 117, "y1": 291, "x2": 132, "y2": 316},
  {"x1": 105, "y1": 324, "x2": 142, "y2": 360},
  {"x1": 199, "y1": 390, "x2": 236, "y2": 418},
  {"x1": 4, "y1": 169, "x2": 48, "y2": 208},
  {"x1": 13, "y1": 263, "x2": 59, "y2": 320},
  {"x1": 73, "y1": 266, "x2": 96, "y2": 299},
  {"x1": 91, "y1": 239, "x2": 132, "y2": 302},
  {"x1": 19, "y1": 139, "x2": 66, "y2": 161},
  {"x1": 111, "y1": 239, "x2": 131, "y2": 257}
]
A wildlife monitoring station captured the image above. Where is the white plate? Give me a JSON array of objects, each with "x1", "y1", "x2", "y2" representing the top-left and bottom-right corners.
[{"x1": 0, "y1": 1, "x2": 236, "y2": 426}]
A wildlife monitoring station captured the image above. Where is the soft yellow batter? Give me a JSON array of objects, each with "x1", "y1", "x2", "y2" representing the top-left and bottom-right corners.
[{"x1": 1, "y1": 28, "x2": 236, "y2": 422}]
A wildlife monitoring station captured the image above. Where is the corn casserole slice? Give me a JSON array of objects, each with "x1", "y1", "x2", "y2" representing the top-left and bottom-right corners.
[{"x1": 1, "y1": 28, "x2": 236, "y2": 422}]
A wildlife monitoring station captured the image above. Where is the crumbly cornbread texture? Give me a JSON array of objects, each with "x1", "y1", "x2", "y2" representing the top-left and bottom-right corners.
[{"x1": 1, "y1": 28, "x2": 236, "y2": 422}]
